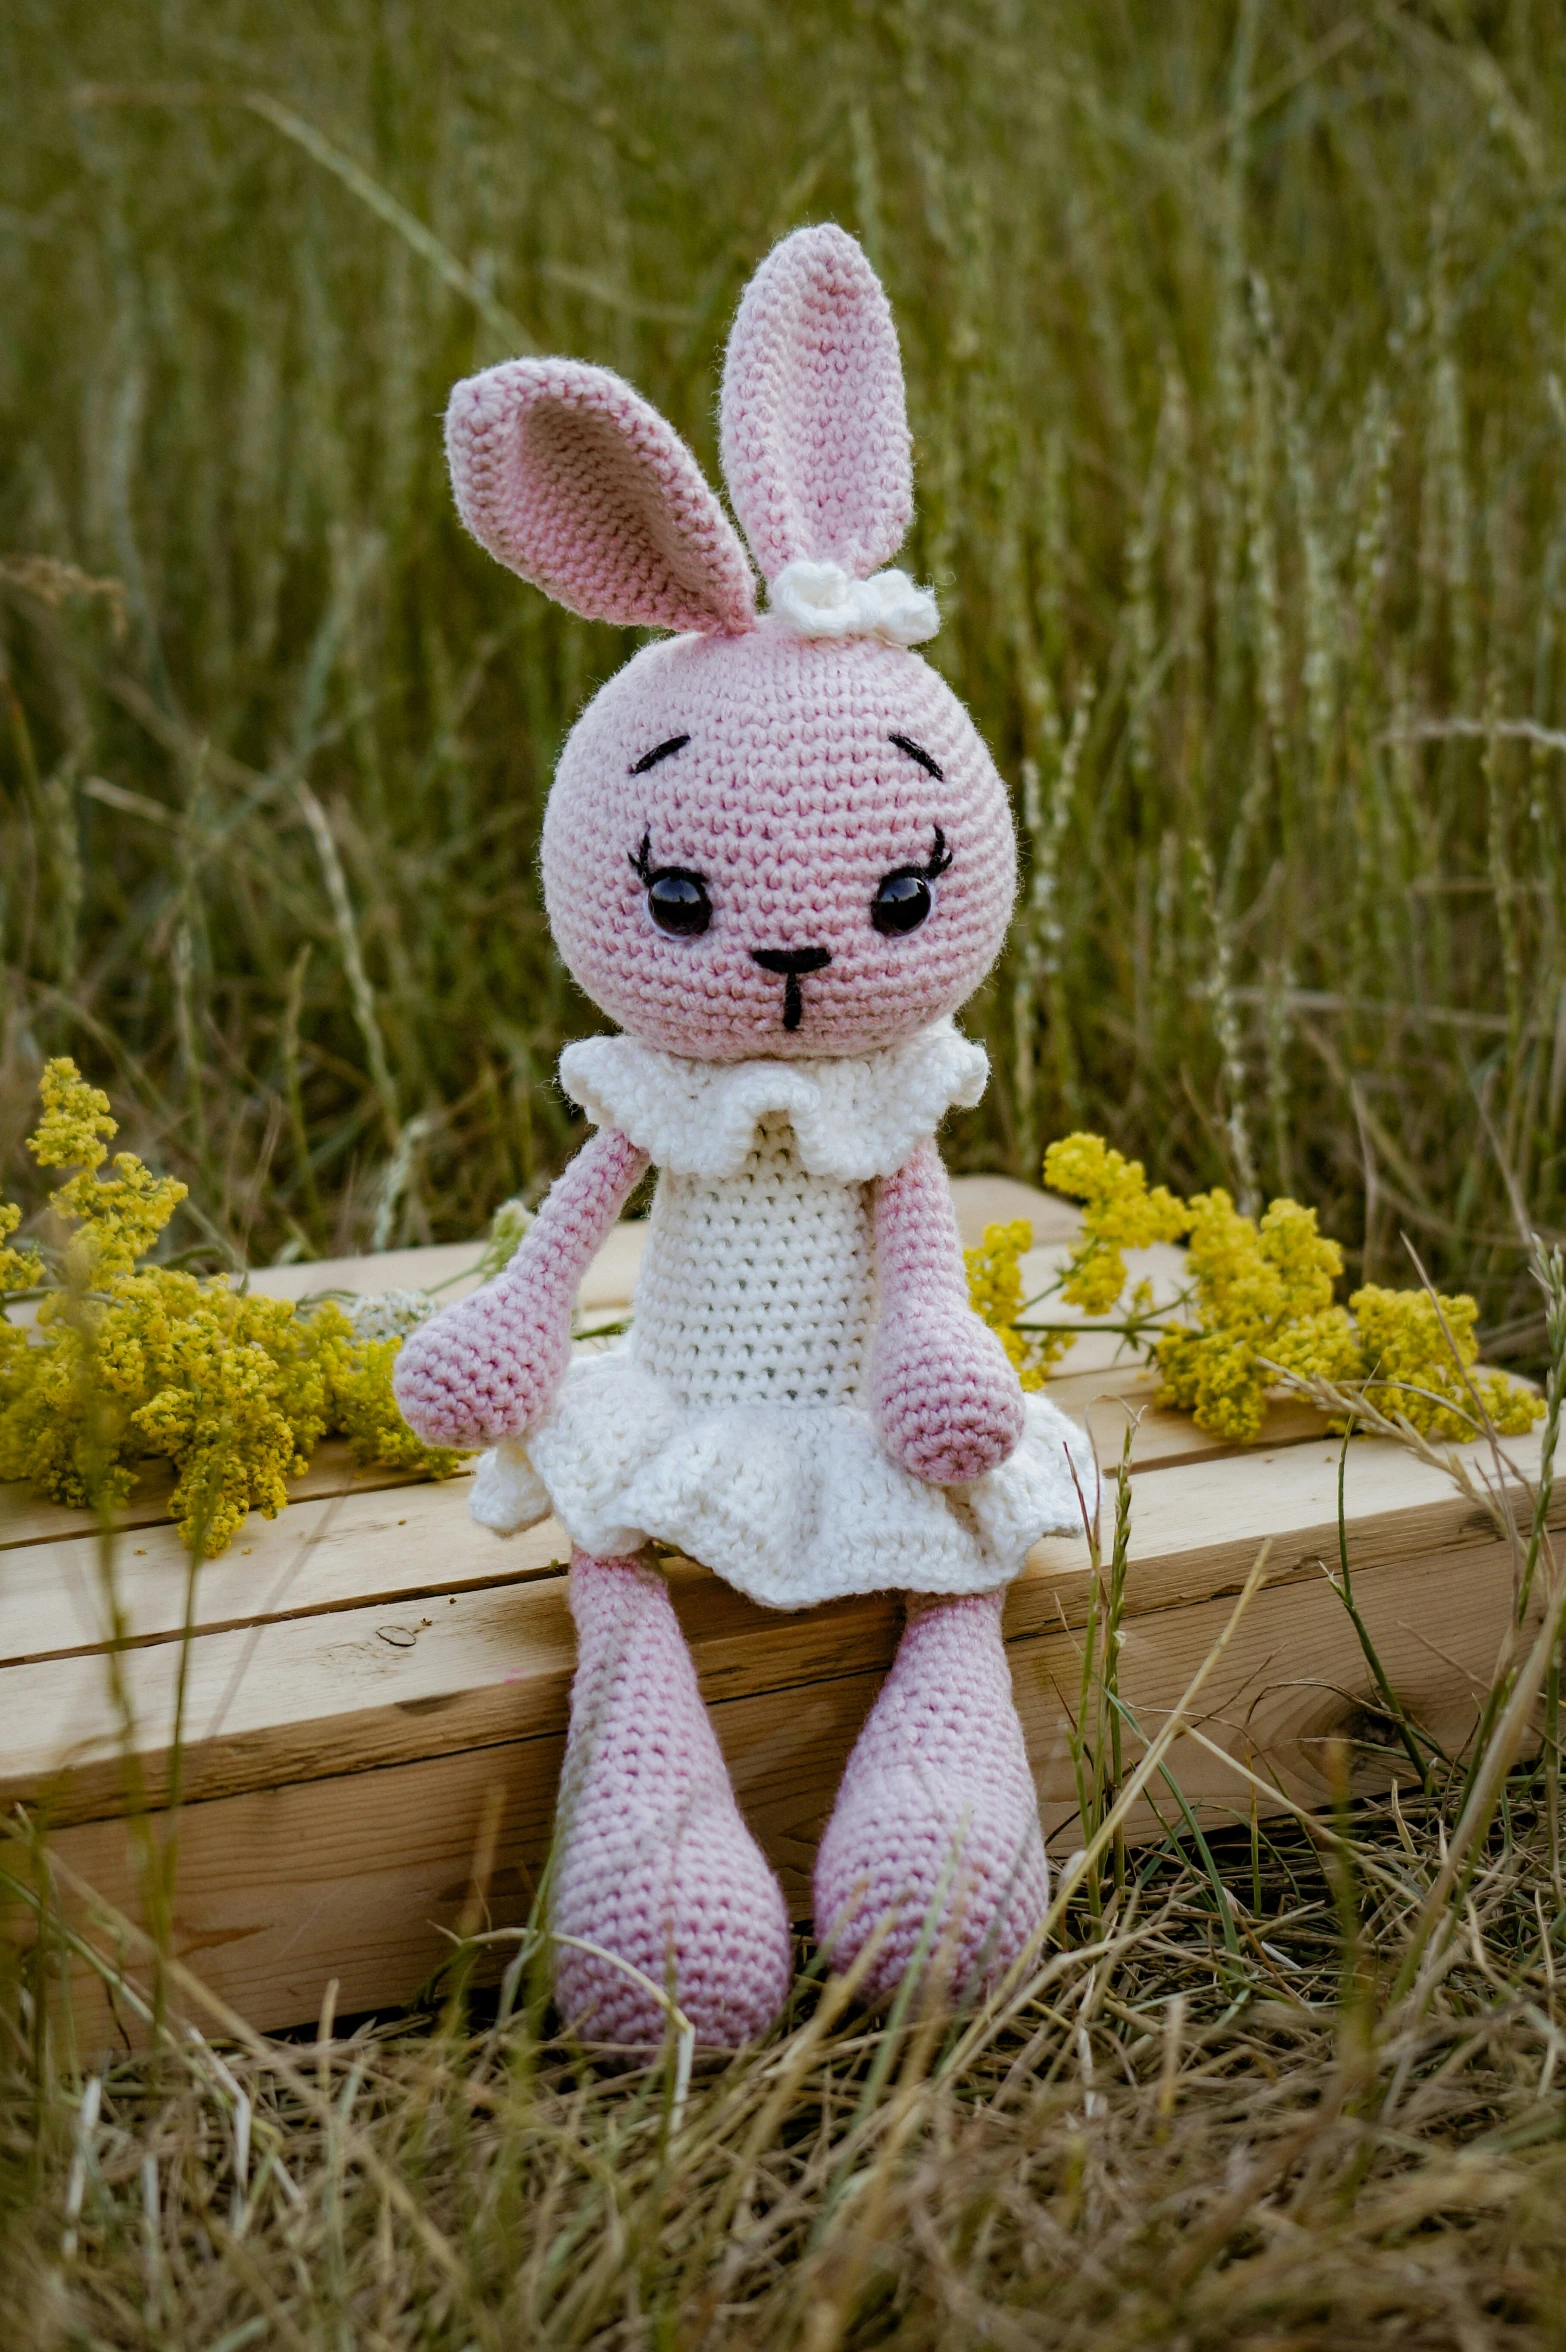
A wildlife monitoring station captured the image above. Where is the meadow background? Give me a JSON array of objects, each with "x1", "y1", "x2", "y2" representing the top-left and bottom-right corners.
[
  {"x1": 8, "y1": 7, "x2": 1566, "y2": 2345},
  {"x1": 4, "y1": 0, "x2": 1565, "y2": 1343}
]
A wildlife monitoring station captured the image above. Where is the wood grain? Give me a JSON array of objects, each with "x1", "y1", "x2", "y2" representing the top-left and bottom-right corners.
[
  {"x1": 0, "y1": 1476, "x2": 561, "y2": 1671},
  {"x1": 0, "y1": 1381, "x2": 1335, "y2": 1675}
]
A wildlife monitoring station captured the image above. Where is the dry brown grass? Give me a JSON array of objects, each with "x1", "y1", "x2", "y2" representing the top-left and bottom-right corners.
[{"x1": 8, "y1": 1778, "x2": 1566, "y2": 2348}]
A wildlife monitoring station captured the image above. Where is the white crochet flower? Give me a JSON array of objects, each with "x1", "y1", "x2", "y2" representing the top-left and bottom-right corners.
[{"x1": 769, "y1": 558, "x2": 939, "y2": 646}]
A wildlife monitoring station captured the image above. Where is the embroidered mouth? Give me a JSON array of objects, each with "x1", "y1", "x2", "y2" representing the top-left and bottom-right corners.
[{"x1": 750, "y1": 945, "x2": 833, "y2": 1031}]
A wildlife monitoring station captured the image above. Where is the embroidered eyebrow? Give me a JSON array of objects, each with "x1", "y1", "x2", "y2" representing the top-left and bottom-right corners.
[
  {"x1": 629, "y1": 734, "x2": 691, "y2": 776},
  {"x1": 888, "y1": 732, "x2": 944, "y2": 782}
]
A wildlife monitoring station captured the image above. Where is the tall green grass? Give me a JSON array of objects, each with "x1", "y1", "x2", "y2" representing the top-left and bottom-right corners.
[{"x1": 3, "y1": 1, "x2": 1565, "y2": 1347}]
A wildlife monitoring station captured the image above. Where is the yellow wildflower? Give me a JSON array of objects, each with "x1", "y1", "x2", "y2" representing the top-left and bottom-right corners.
[
  {"x1": 0, "y1": 1060, "x2": 466, "y2": 1554},
  {"x1": 29, "y1": 1058, "x2": 187, "y2": 1281},
  {"x1": 1155, "y1": 1191, "x2": 1359, "y2": 1441},
  {"x1": 27, "y1": 1058, "x2": 116, "y2": 1174},
  {"x1": 327, "y1": 1327, "x2": 465, "y2": 1472},
  {"x1": 979, "y1": 1131, "x2": 1540, "y2": 1452},
  {"x1": 0, "y1": 1201, "x2": 40, "y2": 1297},
  {"x1": 1043, "y1": 1132, "x2": 1192, "y2": 1316},
  {"x1": 1350, "y1": 1284, "x2": 1541, "y2": 1440},
  {"x1": 964, "y1": 1220, "x2": 1068, "y2": 1387}
]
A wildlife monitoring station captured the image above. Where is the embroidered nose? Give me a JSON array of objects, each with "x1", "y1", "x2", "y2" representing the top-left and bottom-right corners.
[{"x1": 751, "y1": 946, "x2": 832, "y2": 1032}]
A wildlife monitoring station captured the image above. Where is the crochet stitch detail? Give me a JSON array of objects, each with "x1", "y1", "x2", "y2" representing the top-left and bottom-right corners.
[
  {"x1": 445, "y1": 359, "x2": 757, "y2": 635},
  {"x1": 814, "y1": 1587, "x2": 1050, "y2": 2002},
  {"x1": 870, "y1": 1136, "x2": 1028, "y2": 1486},
  {"x1": 391, "y1": 1124, "x2": 647, "y2": 1451},
  {"x1": 558, "y1": 1018, "x2": 987, "y2": 1181},
  {"x1": 552, "y1": 1550, "x2": 792, "y2": 2049},
  {"x1": 464, "y1": 1033, "x2": 1098, "y2": 1610},
  {"x1": 721, "y1": 223, "x2": 913, "y2": 585},
  {"x1": 417, "y1": 218, "x2": 1096, "y2": 2044}
]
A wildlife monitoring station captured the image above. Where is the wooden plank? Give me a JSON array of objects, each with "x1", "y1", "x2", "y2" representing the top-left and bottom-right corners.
[
  {"x1": 8, "y1": 1167, "x2": 1545, "y2": 2042},
  {"x1": 30, "y1": 1735, "x2": 565, "y2": 2050},
  {"x1": 244, "y1": 1239, "x2": 486, "y2": 1304},
  {"x1": 0, "y1": 1379, "x2": 1332, "y2": 1675},
  {"x1": 1047, "y1": 1362, "x2": 1329, "y2": 1469},
  {"x1": 0, "y1": 1478, "x2": 565, "y2": 1672},
  {"x1": 0, "y1": 1440, "x2": 470, "y2": 1557},
  {"x1": 5, "y1": 1430, "x2": 1553, "y2": 1833},
  {"x1": 36, "y1": 1502, "x2": 1538, "y2": 2046}
]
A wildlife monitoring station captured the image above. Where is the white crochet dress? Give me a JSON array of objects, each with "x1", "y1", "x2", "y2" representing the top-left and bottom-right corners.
[{"x1": 469, "y1": 1019, "x2": 1095, "y2": 1610}]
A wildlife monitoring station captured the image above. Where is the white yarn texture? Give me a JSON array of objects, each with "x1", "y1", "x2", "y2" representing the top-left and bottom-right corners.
[
  {"x1": 473, "y1": 1024, "x2": 1095, "y2": 1609},
  {"x1": 768, "y1": 557, "x2": 939, "y2": 646},
  {"x1": 559, "y1": 1019, "x2": 986, "y2": 1181}
]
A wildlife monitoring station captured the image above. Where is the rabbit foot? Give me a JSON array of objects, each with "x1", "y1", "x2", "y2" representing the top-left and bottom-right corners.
[
  {"x1": 814, "y1": 1588, "x2": 1048, "y2": 2007},
  {"x1": 552, "y1": 1549, "x2": 791, "y2": 2052}
]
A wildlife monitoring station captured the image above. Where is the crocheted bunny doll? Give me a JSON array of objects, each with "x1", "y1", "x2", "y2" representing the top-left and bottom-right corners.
[{"x1": 394, "y1": 224, "x2": 1097, "y2": 2052}]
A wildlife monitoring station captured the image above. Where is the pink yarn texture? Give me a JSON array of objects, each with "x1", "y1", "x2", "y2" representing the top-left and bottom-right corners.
[
  {"x1": 813, "y1": 1589, "x2": 1050, "y2": 2005},
  {"x1": 720, "y1": 222, "x2": 912, "y2": 584},
  {"x1": 871, "y1": 1138, "x2": 1026, "y2": 1484},
  {"x1": 540, "y1": 627, "x2": 1015, "y2": 1062},
  {"x1": 552, "y1": 1551, "x2": 792, "y2": 2050},
  {"x1": 446, "y1": 359, "x2": 756, "y2": 635},
  {"x1": 394, "y1": 1126, "x2": 646, "y2": 1450},
  {"x1": 392, "y1": 222, "x2": 1091, "y2": 2052}
]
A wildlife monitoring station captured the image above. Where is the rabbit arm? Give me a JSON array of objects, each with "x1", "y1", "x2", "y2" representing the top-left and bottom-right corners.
[
  {"x1": 392, "y1": 1127, "x2": 648, "y2": 1449},
  {"x1": 869, "y1": 1139, "x2": 1025, "y2": 1485}
]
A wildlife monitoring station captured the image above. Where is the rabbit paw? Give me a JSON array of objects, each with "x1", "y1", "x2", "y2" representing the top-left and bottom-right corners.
[
  {"x1": 392, "y1": 1295, "x2": 570, "y2": 1451},
  {"x1": 872, "y1": 1310, "x2": 1025, "y2": 1486}
]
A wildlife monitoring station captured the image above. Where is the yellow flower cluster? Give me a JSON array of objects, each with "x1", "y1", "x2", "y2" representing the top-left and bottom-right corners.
[
  {"x1": 29, "y1": 1060, "x2": 187, "y2": 1282},
  {"x1": 1155, "y1": 1190, "x2": 1360, "y2": 1441},
  {"x1": 963, "y1": 1221, "x2": 1059, "y2": 1388},
  {"x1": 966, "y1": 1130, "x2": 1543, "y2": 1448},
  {"x1": 1041, "y1": 1133, "x2": 1192, "y2": 1315},
  {"x1": 1351, "y1": 1283, "x2": 1539, "y2": 1443},
  {"x1": 0, "y1": 1060, "x2": 464, "y2": 1555}
]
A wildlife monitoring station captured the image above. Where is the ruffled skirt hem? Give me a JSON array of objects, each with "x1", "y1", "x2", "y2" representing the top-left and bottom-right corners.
[{"x1": 468, "y1": 1350, "x2": 1096, "y2": 1612}]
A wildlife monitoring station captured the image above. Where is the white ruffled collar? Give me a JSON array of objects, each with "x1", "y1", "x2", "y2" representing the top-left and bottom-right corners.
[{"x1": 558, "y1": 1019, "x2": 988, "y2": 1181}]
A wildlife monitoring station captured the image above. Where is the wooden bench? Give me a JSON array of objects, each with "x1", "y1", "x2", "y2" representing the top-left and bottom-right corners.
[{"x1": 1, "y1": 1179, "x2": 1553, "y2": 2044}]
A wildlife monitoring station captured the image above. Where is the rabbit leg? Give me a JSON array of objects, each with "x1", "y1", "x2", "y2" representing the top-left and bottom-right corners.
[
  {"x1": 551, "y1": 1548, "x2": 792, "y2": 2052},
  {"x1": 813, "y1": 1589, "x2": 1048, "y2": 2006}
]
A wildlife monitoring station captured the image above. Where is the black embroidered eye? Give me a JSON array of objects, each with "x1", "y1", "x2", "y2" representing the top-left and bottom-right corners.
[
  {"x1": 646, "y1": 870, "x2": 711, "y2": 936},
  {"x1": 871, "y1": 828, "x2": 951, "y2": 937},
  {"x1": 630, "y1": 832, "x2": 711, "y2": 937},
  {"x1": 872, "y1": 872, "x2": 933, "y2": 935}
]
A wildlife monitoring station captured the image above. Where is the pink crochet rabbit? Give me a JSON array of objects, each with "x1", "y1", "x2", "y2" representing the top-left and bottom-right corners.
[{"x1": 394, "y1": 225, "x2": 1096, "y2": 2051}]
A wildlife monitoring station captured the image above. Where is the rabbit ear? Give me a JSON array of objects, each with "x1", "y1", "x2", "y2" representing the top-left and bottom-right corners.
[
  {"x1": 446, "y1": 359, "x2": 757, "y2": 634},
  {"x1": 720, "y1": 224, "x2": 913, "y2": 586}
]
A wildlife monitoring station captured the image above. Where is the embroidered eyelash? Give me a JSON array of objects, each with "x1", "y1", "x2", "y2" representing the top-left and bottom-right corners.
[{"x1": 919, "y1": 827, "x2": 954, "y2": 879}]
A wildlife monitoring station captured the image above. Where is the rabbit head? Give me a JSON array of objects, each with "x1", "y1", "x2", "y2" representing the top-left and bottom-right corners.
[{"x1": 445, "y1": 224, "x2": 1016, "y2": 1060}]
